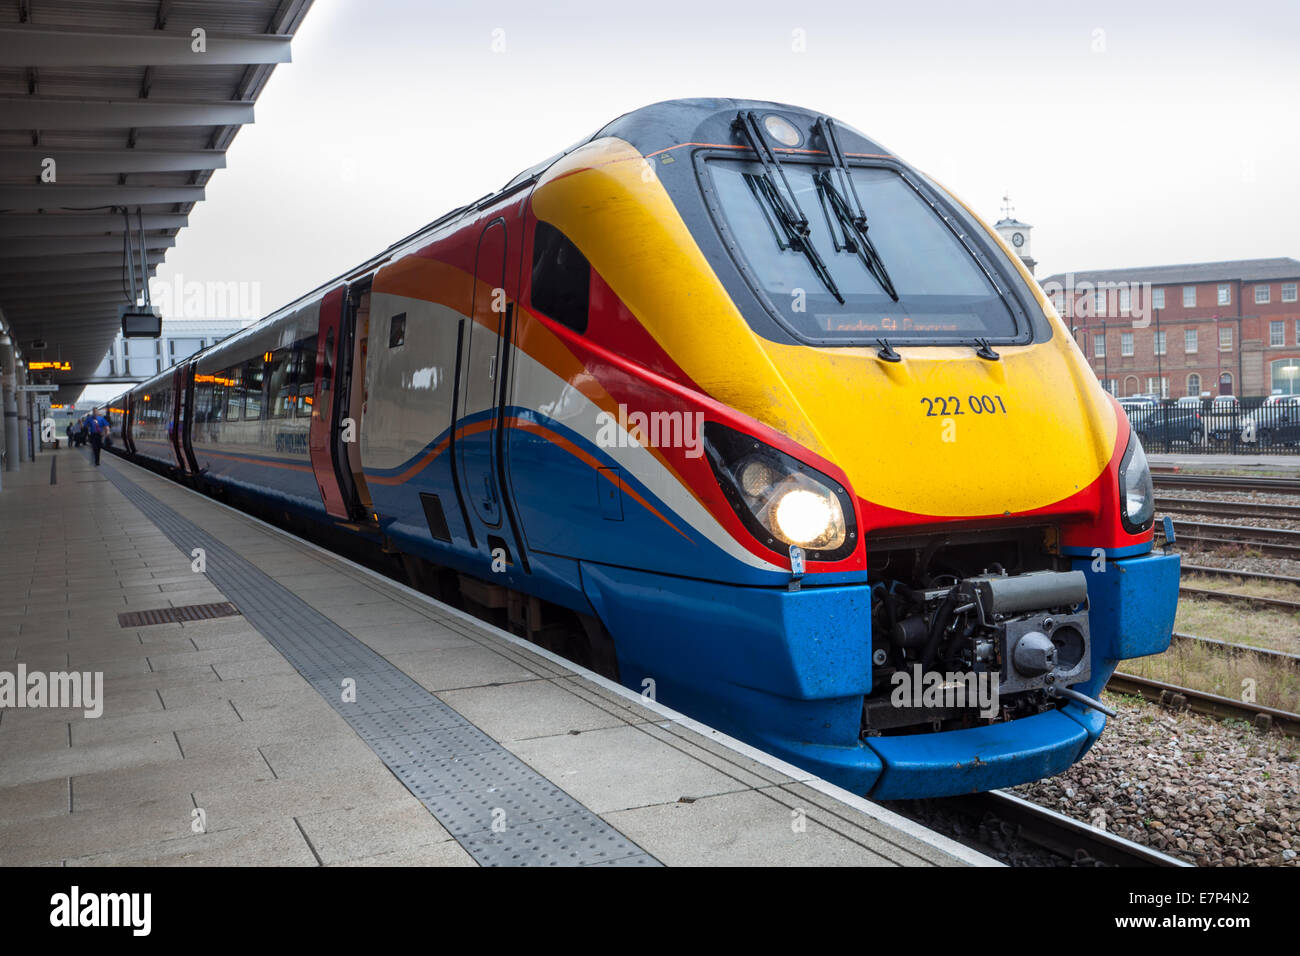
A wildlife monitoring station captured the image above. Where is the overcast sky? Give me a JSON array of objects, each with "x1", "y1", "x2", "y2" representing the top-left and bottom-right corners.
[{"x1": 80, "y1": 0, "x2": 1297, "y2": 404}]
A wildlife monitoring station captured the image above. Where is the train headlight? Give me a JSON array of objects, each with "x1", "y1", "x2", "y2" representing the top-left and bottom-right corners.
[
  {"x1": 772, "y1": 486, "x2": 841, "y2": 548},
  {"x1": 703, "y1": 422, "x2": 856, "y2": 561},
  {"x1": 1118, "y1": 432, "x2": 1154, "y2": 533}
]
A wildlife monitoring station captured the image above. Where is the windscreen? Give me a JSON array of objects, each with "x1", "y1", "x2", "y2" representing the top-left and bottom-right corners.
[{"x1": 707, "y1": 159, "x2": 1020, "y2": 343}]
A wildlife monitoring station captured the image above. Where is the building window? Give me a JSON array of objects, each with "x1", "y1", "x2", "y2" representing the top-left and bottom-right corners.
[
  {"x1": 1121, "y1": 332, "x2": 1134, "y2": 356},
  {"x1": 169, "y1": 338, "x2": 203, "y2": 366},
  {"x1": 1219, "y1": 327, "x2": 1233, "y2": 350},
  {"x1": 1147, "y1": 376, "x2": 1168, "y2": 398},
  {"x1": 1183, "y1": 286, "x2": 1196, "y2": 308},
  {"x1": 1271, "y1": 320, "x2": 1284, "y2": 346},
  {"x1": 1094, "y1": 289, "x2": 1107, "y2": 316},
  {"x1": 125, "y1": 338, "x2": 159, "y2": 377},
  {"x1": 1185, "y1": 328, "x2": 1198, "y2": 353},
  {"x1": 1255, "y1": 284, "x2": 1271, "y2": 304},
  {"x1": 1094, "y1": 335, "x2": 1106, "y2": 358},
  {"x1": 1187, "y1": 373, "x2": 1201, "y2": 397},
  {"x1": 1296, "y1": 319, "x2": 1300, "y2": 344},
  {"x1": 1153, "y1": 288, "x2": 1165, "y2": 309},
  {"x1": 1154, "y1": 331, "x2": 1167, "y2": 355},
  {"x1": 1271, "y1": 359, "x2": 1300, "y2": 395},
  {"x1": 1217, "y1": 284, "x2": 1230, "y2": 306},
  {"x1": 1284, "y1": 282, "x2": 1298, "y2": 303},
  {"x1": 1119, "y1": 287, "x2": 1131, "y2": 313}
]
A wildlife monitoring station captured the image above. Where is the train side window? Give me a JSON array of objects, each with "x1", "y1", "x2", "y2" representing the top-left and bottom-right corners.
[
  {"x1": 244, "y1": 356, "x2": 265, "y2": 420},
  {"x1": 225, "y1": 366, "x2": 243, "y2": 421},
  {"x1": 194, "y1": 379, "x2": 212, "y2": 425},
  {"x1": 211, "y1": 374, "x2": 225, "y2": 424},
  {"x1": 388, "y1": 313, "x2": 406, "y2": 348},
  {"x1": 295, "y1": 336, "x2": 317, "y2": 416},
  {"x1": 267, "y1": 348, "x2": 294, "y2": 419},
  {"x1": 320, "y1": 329, "x2": 334, "y2": 399},
  {"x1": 530, "y1": 221, "x2": 590, "y2": 334}
]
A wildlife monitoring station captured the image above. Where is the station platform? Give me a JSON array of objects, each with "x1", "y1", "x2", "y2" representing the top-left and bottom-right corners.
[{"x1": 0, "y1": 447, "x2": 992, "y2": 867}]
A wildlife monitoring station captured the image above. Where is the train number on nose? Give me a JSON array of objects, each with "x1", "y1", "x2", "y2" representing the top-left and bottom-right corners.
[{"x1": 919, "y1": 395, "x2": 1008, "y2": 416}]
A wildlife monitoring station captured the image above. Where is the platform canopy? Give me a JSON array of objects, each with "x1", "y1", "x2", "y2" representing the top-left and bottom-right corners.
[{"x1": 0, "y1": 0, "x2": 314, "y2": 403}]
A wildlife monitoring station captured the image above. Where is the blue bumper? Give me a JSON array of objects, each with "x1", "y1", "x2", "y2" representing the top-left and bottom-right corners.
[{"x1": 580, "y1": 549, "x2": 1179, "y2": 799}]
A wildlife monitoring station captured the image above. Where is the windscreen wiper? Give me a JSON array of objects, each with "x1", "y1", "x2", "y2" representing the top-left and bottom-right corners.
[
  {"x1": 813, "y1": 117, "x2": 900, "y2": 302},
  {"x1": 733, "y1": 111, "x2": 842, "y2": 304}
]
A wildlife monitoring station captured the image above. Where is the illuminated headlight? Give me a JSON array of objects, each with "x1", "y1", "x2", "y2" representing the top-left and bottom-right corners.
[
  {"x1": 703, "y1": 422, "x2": 855, "y2": 560},
  {"x1": 1118, "y1": 432, "x2": 1154, "y2": 533}
]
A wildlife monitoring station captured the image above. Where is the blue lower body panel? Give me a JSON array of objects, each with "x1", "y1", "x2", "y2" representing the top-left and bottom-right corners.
[
  {"x1": 865, "y1": 710, "x2": 1090, "y2": 798},
  {"x1": 580, "y1": 548, "x2": 1179, "y2": 799}
]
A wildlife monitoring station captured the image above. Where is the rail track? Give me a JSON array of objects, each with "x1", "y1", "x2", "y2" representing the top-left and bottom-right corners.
[
  {"x1": 1159, "y1": 519, "x2": 1300, "y2": 559},
  {"x1": 1107, "y1": 671, "x2": 1300, "y2": 738},
  {"x1": 1156, "y1": 496, "x2": 1300, "y2": 523},
  {"x1": 1170, "y1": 631, "x2": 1300, "y2": 666},
  {"x1": 1181, "y1": 562, "x2": 1300, "y2": 586},
  {"x1": 1178, "y1": 583, "x2": 1300, "y2": 612},
  {"x1": 900, "y1": 790, "x2": 1191, "y2": 867},
  {"x1": 1152, "y1": 473, "x2": 1300, "y2": 494}
]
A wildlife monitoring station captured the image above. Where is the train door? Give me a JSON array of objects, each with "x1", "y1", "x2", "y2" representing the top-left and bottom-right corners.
[
  {"x1": 309, "y1": 286, "x2": 352, "y2": 518},
  {"x1": 458, "y1": 220, "x2": 508, "y2": 528},
  {"x1": 169, "y1": 366, "x2": 189, "y2": 473},
  {"x1": 179, "y1": 361, "x2": 199, "y2": 474},
  {"x1": 124, "y1": 395, "x2": 136, "y2": 455}
]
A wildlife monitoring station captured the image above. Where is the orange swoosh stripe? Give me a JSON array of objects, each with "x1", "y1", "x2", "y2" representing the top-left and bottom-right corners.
[{"x1": 362, "y1": 415, "x2": 693, "y2": 543}]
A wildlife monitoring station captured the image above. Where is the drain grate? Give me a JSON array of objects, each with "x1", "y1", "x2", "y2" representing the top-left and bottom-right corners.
[{"x1": 118, "y1": 602, "x2": 240, "y2": 628}]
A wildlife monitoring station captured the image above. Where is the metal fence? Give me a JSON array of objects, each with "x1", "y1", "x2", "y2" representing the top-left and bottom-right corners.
[{"x1": 1122, "y1": 396, "x2": 1300, "y2": 455}]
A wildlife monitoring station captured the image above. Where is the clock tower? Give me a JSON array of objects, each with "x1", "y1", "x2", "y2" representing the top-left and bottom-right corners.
[{"x1": 994, "y1": 194, "x2": 1036, "y2": 276}]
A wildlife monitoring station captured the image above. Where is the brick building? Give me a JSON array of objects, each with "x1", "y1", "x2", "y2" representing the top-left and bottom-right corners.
[{"x1": 1037, "y1": 258, "x2": 1300, "y2": 399}]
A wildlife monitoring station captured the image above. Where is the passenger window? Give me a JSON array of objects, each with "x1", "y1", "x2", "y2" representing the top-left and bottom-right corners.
[
  {"x1": 321, "y1": 330, "x2": 334, "y2": 399},
  {"x1": 211, "y1": 374, "x2": 226, "y2": 424},
  {"x1": 244, "y1": 357, "x2": 264, "y2": 420},
  {"x1": 226, "y1": 366, "x2": 243, "y2": 421},
  {"x1": 267, "y1": 348, "x2": 294, "y2": 419},
  {"x1": 194, "y1": 380, "x2": 212, "y2": 426},
  {"x1": 530, "y1": 221, "x2": 590, "y2": 334},
  {"x1": 388, "y1": 313, "x2": 406, "y2": 348},
  {"x1": 295, "y1": 336, "x2": 317, "y2": 417}
]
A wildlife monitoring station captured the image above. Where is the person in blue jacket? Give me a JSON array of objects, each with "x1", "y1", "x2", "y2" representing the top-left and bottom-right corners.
[{"x1": 85, "y1": 408, "x2": 111, "y2": 466}]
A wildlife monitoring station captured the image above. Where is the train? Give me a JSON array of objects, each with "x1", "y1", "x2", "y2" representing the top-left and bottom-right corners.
[{"x1": 108, "y1": 98, "x2": 1180, "y2": 799}]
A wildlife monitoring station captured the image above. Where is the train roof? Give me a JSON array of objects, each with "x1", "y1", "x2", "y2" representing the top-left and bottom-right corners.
[{"x1": 591, "y1": 97, "x2": 889, "y2": 159}]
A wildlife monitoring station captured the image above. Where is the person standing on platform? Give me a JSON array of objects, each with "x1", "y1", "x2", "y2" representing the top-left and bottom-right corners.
[{"x1": 86, "y1": 408, "x2": 110, "y2": 466}]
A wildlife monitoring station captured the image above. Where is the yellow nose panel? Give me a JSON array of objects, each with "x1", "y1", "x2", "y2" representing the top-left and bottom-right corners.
[
  {"x1": 532, "y1": 137, "x2": 1117, "y2": 520},
  {"x1": 757, "y1": 339, "x2": 1117, "y2": 516}
]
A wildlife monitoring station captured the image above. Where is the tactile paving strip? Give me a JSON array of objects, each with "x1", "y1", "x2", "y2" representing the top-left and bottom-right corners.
[{"x1": 101, "y1": 463, "x2": 659, "y2": 868}]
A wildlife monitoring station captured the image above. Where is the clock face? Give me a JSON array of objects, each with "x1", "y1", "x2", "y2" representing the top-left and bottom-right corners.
[{"x1": 1012, "y1": 232, "x2": 1025, "y2": 248}]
